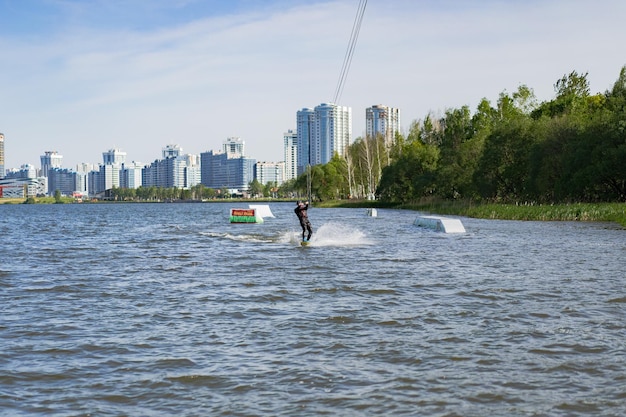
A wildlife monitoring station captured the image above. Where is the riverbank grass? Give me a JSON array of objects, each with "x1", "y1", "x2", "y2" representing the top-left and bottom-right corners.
[
  {"x1": 317, "y1": 200, "x2": 626, "y2": 228},
  {"x1": 0, "y1": 196, "x2": 75, "y2": 204}
]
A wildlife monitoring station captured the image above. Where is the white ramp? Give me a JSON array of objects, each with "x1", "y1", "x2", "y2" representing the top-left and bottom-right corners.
[
  {"x1": 414, "y1": 215, "x2": 466, "y2": 233},
  {"x1": 249, "y1": 204, "x2": 275, "y2": 218}
]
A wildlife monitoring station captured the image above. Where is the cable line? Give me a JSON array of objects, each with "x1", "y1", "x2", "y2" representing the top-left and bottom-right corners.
[{"x1": 332, "y1": 0, "x2": 367, "y2": 104}]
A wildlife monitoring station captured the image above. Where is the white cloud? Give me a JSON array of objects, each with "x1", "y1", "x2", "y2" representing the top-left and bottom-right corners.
[{"x1": 2, "y1": 0, "x2": 626, "y2": 169}]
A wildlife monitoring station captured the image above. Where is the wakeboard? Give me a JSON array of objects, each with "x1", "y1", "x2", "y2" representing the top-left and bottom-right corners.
[{"x1": 300, "y1": 240, "x2": 310, "y2": 246}]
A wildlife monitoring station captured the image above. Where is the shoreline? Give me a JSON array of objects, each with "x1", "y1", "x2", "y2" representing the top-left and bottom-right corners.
[
  {"x1": 2, "y1": 197, "x2": 624, "y2": 228},
  {"x1": 316, "y1": 199, "x2": 626, "y2": 228}
]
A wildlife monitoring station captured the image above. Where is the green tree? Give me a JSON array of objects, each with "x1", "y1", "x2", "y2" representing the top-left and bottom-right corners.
[
  {"x1": 434, "y1": 106, "x2": 472, "y2": 198},
  {"x1": 248, "y1": 179, "x2": 263, "y2": 198},
  {"x1": 191, "y1": 184, "x2": 205, "y2": 200},
  {"x1": 377, "y1": 139, "x2": 439, "y2": 203},
  {"x1": 202, "y1": 186, "x2": 218, "y2": 199},
  {"x1": 263, "y1": 181, "x2": 278, "y2": 198},
  {"x1": 53, "y1": 189, "x2": 63, "y2": 204},
  {"x1": 349, "y1": 135, "x2": 387, "y2": 199},
  {"x1": 474, "y1": 116, "x2": 536, "y2": 201},
  {"x1": 180, "y1": 188, "x2": 192, "y2": 200},
  {"x1": 532, "y1": 71, "x2": 590, "y2": 119}
]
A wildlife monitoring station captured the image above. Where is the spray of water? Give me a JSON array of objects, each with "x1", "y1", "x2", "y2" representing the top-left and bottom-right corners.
[
  {"x1": 201, "y1": 223, "x2": 373, "y2": 247},
  {"x1": 286, "y1": 222, "x2": 372, "y2": 247}
]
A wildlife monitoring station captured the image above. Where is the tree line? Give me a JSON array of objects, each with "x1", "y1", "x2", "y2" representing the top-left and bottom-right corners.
[
  {"x1": 293, "y1": 67, "x2": 626, "y2": 204},
  {"x1": 109, "y1": 67, "x2": 625, "y2": 204},
  {"x1": 109, "y1": 182, "x2": 290, "y2": 201}
]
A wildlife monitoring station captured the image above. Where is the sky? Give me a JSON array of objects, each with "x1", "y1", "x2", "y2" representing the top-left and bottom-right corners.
[{"x1": 2, "y1": 0, "x2": 626, "y2": 170}]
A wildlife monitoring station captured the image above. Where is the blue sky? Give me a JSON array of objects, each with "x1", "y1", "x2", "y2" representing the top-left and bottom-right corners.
[{"x1": 2, "y1": 0, "x2": 626, "y2": 169}]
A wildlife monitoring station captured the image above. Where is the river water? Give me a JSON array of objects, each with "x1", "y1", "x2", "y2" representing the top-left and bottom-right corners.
[{"x1": 1, "y1": 202, "x2": 625, "y2": 416}]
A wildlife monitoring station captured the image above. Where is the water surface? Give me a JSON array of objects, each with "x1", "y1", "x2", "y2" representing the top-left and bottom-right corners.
[{"x1": 1, "y1": 202, "x2": 625, "y2": 416}]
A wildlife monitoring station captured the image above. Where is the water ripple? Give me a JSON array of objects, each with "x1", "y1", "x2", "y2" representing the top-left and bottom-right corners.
[{"x1": 1, "y1": 203, "x2": 625, "y2": 416}]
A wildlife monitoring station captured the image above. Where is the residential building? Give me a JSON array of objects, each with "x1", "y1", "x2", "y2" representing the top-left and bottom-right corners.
[
  {"x1": 4, "y1": 164, "x2": 37, "y2": 179},
  {"x1": 0, "y1": 133, "x2": 4, "y2": 179},
  {"x1": 88, "y1": 149, "x2": 126, "y2": 196},
  {"x1": 181, "y1": 154, "x2": 201, "y2": 188},
  {"x1": 142, "y1": 145, "x2": 199, "y2": 189},
  {"x1": 314, "y1": 102, "x2": 352, "y2": 163},
  {"x1": 366, "y1": 104, "x2": 401, "y2": 145},
  {"x1": 200, "y1": 138, "x2": 256, "y2": 191},
  {"x1": 99, "y1": 164, "x2": 121, "y2": 193},
  {"x1": 296, "y1": 108, "x2": 314, "y2": 176},
  {"x1": 40, "y1": 150, "x2": 63, "y2": 177},
  {"x1": 297, "y1": 103, "x2": 352, "y2": 175},
  {"x1": 162, "y1": 144, "x2": 182, "y2": 159},
  {"x1": 48, "y1": 168, "x2": 77, "y2": 196},
  {"x1": 283, "y1": 129, "x2": 298, "y2": 181},
  {"x1": 40, "y1": 151, "x2": 65, "y2": 195},
  {"x1": 143, "y1": 158, "x2": 176, "y2": 189},
  {"x1": 224, "y1": 137, "x2": 244, "y2": 158},
  {"x1": 102, "y1": 148, "x2": 127, "y2": 165},
  {"x1": 256, "y1": 161, "x2": 285, "y2": 186},
  {"x1": 75, "y1": 163, "x2": 96, "y2": 196},
  {"x1": 120, "y1": 162, "x2": 145, "y2": 189}
]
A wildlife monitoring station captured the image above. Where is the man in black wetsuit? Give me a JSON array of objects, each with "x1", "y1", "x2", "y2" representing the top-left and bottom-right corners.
[{"x1": 294, "y1": 200, "x2": 313, "y2": 241}]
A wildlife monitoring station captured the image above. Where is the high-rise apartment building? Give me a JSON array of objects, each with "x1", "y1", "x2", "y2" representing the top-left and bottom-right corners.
[
  {"x1": 224, "y1": 137, "x2": 244, "y2": 158},
  {"x1": 101, "y1": 149, "x2": 125, "y2": 191},
  {"x1": 296, "y1": 103, "x2": 352, "y2": 176},
  {"x1": 4, "y1": 164, "x2": 37, "y2": 179},
  {"x1": 142, "y1": 151, "x2": 199, "y2": 190},
  {"x1": 0, "y1": 133, "x2": 5, "y2": 179},
  {"x1": 40, "y1": 151, "x2": 63, "y2": 178},
  {"x1": 88, "y1": 149, "x2": 126, "y2": 196},
  {"x1": 200, "y1": 138, "x2": 255, "y2": 191},
  {"x1": 40, "y1": 151, "x2": 64, "y2": 195},
  {"x1": 181, "y1": 154, "x2": 201, "y2": 188},
  {"x1": 366, "y1": 104, "x2": 401, "y2": 145},
  {"x1": 200, "y1": 151, "x2": 256, "y2": 191},
  {"x1": 99, "y1": 164, "x2": 120, "y2": 193},
  {"x1": 120, "y1": 162, "x2": 144, "y2": 189},
  {"x1": 102, "y1": 148, "x2": 127, "y2": 165},
  {"x1": 48, "y1": 168, "x2": 77, "y2": 196},
  {"x1": 315, "y1": 103, "x2": 352, "y2": 163},
  {"x1": 76, "y1": 163, "x2": 96, "y2": 196},
  {"x1": 162, "y1": 144, "x2": 182, "y2": 159},
  {"x1": 255, "y1": 161, "x2": 285, "y2": 186},
  {"x1": 296, "y1": 108, "x2": 314, "y2": 176},
  {"x1": 140, "y1": 145, "x2": 194, "y2": 189},
  {"x1": 283, "y1": 129, "x2": 298, "y2": 181}
]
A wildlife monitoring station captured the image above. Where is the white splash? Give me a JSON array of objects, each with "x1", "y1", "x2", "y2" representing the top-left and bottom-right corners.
[{"x1": 296, "y1": 222, "x2": 372, "y2": 247}]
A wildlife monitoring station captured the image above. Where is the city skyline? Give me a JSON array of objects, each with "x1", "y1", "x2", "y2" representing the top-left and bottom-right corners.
[
  {"x1": 2, "y1": 1, "x2": 626, "y2": 169},
  {"x1": 3, "y1": 102, "x2": 395, "y2": 173},
  {"x1": 2, "y1": 103, "x2": 392, "y2": 198}
]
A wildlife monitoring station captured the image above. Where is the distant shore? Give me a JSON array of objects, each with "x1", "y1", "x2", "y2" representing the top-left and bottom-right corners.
[
  {"x1": 2, "y1": 197, "x2": 624, "y2": 228},
  {"x1": 316, "y1": 199, "x2": 626, "y2": 228}
]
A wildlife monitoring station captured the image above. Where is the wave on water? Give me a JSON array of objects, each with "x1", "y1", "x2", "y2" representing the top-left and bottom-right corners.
[
  {"x1": 200, "y1": 231, "x2": 275, "y2": 244},
  {"x1": 200, "y1": 223, "x2": 372, "y2": 247},
  {"x1": 298, "y1": 222, "x2": 372, "y2": 247}
]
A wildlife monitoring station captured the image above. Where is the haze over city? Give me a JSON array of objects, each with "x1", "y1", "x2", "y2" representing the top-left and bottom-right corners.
[{"x1": 2, "y1": 0, "x2": 626, "y2": 169}]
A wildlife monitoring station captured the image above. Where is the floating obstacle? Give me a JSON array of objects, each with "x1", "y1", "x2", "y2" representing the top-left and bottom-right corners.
[
  {"x1": 249, "y1": 204, "x2": 275, "y2": 218},
  {"x1": 230, "y1": 208, "x2": 263, "y2": 223},
  {"x1": 366, "y1": 208, "x2": 378, "y2": 217},
  {"x1": 414, "y1": 215, "x2": 466, "y2": 233}
]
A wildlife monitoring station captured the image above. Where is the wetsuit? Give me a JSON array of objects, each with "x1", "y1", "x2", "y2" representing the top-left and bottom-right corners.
[{"x1": 294, "y1": 202, "x2": 313, "y2": 241}]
